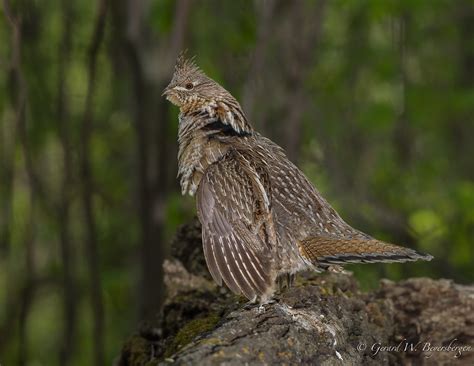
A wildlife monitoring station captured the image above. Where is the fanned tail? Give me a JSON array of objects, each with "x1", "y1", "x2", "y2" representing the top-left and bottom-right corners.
[{"x1": 298, "y1": 235, "x2": 433, "y2": 266}]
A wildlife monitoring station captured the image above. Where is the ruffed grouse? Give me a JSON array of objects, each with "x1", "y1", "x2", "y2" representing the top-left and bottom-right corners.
[{"x1": 163, "y1": 54, "x2": 433, "y2": 303}]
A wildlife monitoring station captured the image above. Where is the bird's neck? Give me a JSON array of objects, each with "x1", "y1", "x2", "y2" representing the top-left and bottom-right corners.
[{"x1": 177, "y1": 100, "x2": 253, "y2": 195}]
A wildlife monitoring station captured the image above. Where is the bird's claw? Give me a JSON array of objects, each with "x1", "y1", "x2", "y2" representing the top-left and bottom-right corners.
[
  {"x1": 243, "y1": 298, "x2": 277, "y2": 312},
  {"x1": 254, "y1": 299, "x2": 277, "y2": 314}
]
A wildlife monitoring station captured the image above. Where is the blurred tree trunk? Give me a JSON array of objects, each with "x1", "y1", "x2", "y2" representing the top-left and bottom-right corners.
[
  {"x1": 57, "y1": 0, "x2": 77, "y2": 364},
  {"x1": 2, "y1": 2, "x2": 38, "y2": 364},
  {"x1": 241, "y1": 0, "x2": 276, "y2": 125},
  {"x1": 454, "y1": 1, "x2": 474, "y2": 180},
  {"x1": 281, "y1": 0, "x2": 326, "y2": 163},
  {"x1": 111, "y1": 0, "x2": 191, "y2": 331},
  {"x1": 125, "y1": 19, "x2": 161, "y2": 326},
  {"x1": 393, "y1": 14, "x2": 414, "y2": 171},
  {"x1": 242, "y1": 0, "x2": 326, "y2": 163},
  {"x1": 324, "y1": 2, "x2": 369, "y2": 196},
  {"x1": 80, "y1": 1, "x2": 108, "y2": 365},
  {"x1": 18, "y1": 192, "x2": 37, "y2": 366},
  {"x1": 0, "y1": 107, "x2": 16, "y2": 354},
  {"x1": 389, "y1": 13, "x2": 420, "y2": 277},
  {"x1": 0, "y1": 0, "x2": 18, "y2": 352},
  {"x1": 0, "y1": 105, "x2": 14, "y2": 257}
]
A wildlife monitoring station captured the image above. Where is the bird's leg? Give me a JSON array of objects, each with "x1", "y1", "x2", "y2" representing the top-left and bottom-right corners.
[
  {"x1": 243, "y1": 295, "x2": 259, "y2": 310},
  {"x1": 277, "y1": 273, "x2": 296, "y2": 293},
  {"x1": 277, "y1": 275, "x2": 285, "y2": 292},
  {"x1": 256, "y1": 298, "x2": 277, "y2": 314},
  {"x1": 243, "y1": 295, "x2": 277, "y2": 313},
  {"x1": 286, "y1": 273, "x2": 296, "y2": 288}
]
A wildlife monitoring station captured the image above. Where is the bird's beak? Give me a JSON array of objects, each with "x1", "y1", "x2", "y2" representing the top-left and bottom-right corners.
[
  {"x1": 162, "y1": 87, "x2": 170, "y2": 97},
  {"x1": 162, "y1": 84, "x2": 174, "y2": 97},
  {"x1": 162, "y1": 84, "x2": 181, "y2": 106}
]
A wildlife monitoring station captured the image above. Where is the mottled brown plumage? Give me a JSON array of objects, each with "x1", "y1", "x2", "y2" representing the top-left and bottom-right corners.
[{"x1": 163, "y1": 53, "x2": 433, "y2": 302}]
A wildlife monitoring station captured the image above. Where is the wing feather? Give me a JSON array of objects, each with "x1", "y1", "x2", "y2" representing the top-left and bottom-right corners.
[
  {"x1": 197, "y1": 151, "x2": 274, "y2": 300},
  {"x1": 199, "y1": 184, "x2": 223, "y2": 286},
  {"x1": 213, "y1": 235, "x2": 242, "y2": 295},
  {"x1": 235, "y1": 237, "x2": 270, "y2": 293},
  {"x1": 203, "y1": 234, "x2": 222, "y2": 286},
  {"x1": 224, "y1": 233, "x2": 257, "y2": 300}
]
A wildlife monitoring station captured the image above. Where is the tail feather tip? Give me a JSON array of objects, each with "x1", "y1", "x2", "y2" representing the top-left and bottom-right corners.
[{"x1": 412, "y1": 250, "x2": 434, "y2": 261}]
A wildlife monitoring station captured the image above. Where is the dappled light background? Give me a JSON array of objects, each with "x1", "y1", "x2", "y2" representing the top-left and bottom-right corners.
[{"x1": 1, "y1": 0, "x2": 473, "y2": 365}]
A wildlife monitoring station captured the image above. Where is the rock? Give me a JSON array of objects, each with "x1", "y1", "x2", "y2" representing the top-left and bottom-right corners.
[
  {"x1": 117, "y1": 221, "x2": 474, "y2": 366},
  {"x1": 373, "y1": 278, "x2": 474, "y2": 365}
]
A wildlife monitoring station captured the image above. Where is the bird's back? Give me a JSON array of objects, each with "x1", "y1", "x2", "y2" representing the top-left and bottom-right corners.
[
  {"x1": 236, "y1": 134, "x2": 366, "y2": 272},
  {"x1": 237, "y1": 133, "x2": 432, "y2": 273}
]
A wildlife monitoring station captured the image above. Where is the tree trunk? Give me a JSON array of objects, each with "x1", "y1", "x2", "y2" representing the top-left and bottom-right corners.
[
  {"x1": 80, "y1": 1, "x2": 108, "y2": 365},
  {"x1": 111, "y1": 0, "x2": 191, "y2": 330},
  {"x1": 57, "y1": 1, "x2": 77, "y2": 364}
]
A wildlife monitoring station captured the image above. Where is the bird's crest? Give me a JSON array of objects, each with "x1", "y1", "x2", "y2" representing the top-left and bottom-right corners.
[{"x1": 174, "y1": 51, "x2": 203, "y2": 80}]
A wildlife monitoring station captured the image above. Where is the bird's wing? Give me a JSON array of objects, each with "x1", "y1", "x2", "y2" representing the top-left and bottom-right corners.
[{"x1": 196, "y1": 150, "x2": 274, "y2": 301}]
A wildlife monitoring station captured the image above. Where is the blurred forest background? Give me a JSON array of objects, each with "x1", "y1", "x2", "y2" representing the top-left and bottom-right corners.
[{"x1": 1, "y1": 0, "x2": 473, "y2": 365}]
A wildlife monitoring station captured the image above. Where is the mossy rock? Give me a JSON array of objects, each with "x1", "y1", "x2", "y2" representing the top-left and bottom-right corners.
[{"x1": 164, "y1": 312, "x2": 221, "y2": 358}]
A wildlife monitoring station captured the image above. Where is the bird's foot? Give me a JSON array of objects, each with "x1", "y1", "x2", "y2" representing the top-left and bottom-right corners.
[
  {"x1": 243, "y1": 298, "x2": 277, "y2": 312},
  {"x1": 255, "y1": 298, "x2": 277, "y2": 314},
  {"x1": 243, "y1": 300, "x2": 257, "y2": 310}
]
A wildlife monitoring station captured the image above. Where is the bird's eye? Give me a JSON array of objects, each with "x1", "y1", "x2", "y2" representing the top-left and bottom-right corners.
[{"x1": 185, "y1": 82, "x2": 194, "y2": 90}]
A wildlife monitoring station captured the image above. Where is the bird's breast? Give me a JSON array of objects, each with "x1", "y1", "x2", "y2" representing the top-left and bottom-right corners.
[{"x1": 177, "y1": 134, "x2": 230, "y2": 196}]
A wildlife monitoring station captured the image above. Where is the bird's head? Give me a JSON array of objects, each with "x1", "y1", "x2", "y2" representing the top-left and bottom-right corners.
[
  {"x1": 163, "y1": 53, "x2": 253, "y2": 134},
  {"x1": 163, "y1": 53, "x2": 224, "y2": 109}
]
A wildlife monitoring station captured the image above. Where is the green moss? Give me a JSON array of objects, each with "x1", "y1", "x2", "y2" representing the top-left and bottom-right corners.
[
  {"x1": 320, "y1": 285, "x2": 336, "y2": 296},
  {"x1": 164, "y1": 312, "x2": 221, "y2": 358},
  {"x1": 198, "y1": 337, "x2": 223, "y2": 346}
]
